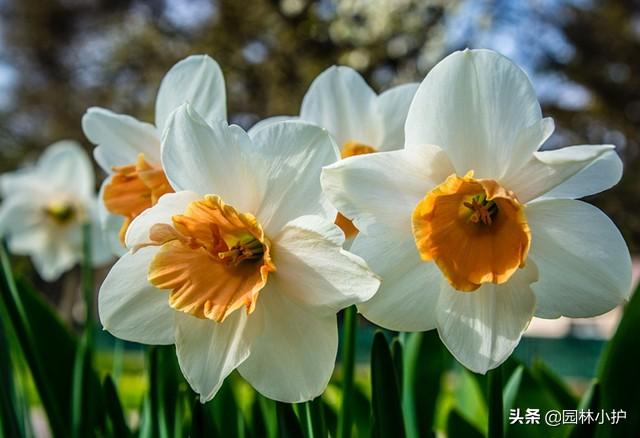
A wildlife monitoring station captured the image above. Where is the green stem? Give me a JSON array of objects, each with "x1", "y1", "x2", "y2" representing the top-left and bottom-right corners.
[
  {"x1": 488, "y1": 366, "x2": 504, "y2": 438},
  {"x1": 81, "y1": 222, "x2": 93, "y2": 342},
  {"x1": 337, "y1": 306, "x2": 357, "y2": 438},
  {"x1": 0, "y1": 243, "x2": 67, "y2": 437}
]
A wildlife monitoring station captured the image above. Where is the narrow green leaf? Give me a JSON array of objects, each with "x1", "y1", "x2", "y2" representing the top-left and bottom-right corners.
[
  {"x1": 533, "y1": 360, "x2": 577, "y2": 410},
  {"x1": 211, "y1": 377, "x2": 244, "y2": 437},
  {"x1": 371, "y1": 331, "x2": 405, "y2": 438},
  {"x1": 402, "y1": 331, "x2": 450, "y2": 438},
  {"x1": 190, "y1": 397, "x2": 219, "y2": 438},
  {"x1": 337, "y1": 305, "x2": 357, "y2": 438},
  {"x1": 81, "y1": 222, "x2": 94, "y2": 339},
  {"x1": 596, "y1": 283, "x2": 640, "y2": 437},
  {"x1": 351, "y1": 385, "x2": 372, "y2": 438},
  {"x1": 257, "y1": 394, "x2": 278, "y2": 438},
  {"x1": 447, "y1": 409, "x2": 484, "y2": 438},
  {"x1": 0, "y1": 317, "x2": 23, "y2": 437},
  {"x1": 488, "y1": 366, "x2": 504, "y2": 438},
  {"x1": 503, "y1": 365, "x2": 523, "y2": 432},
  {"x1": 0, "y1": 244, "x2": 69, "y2": 437},
  {"x1": 300, "y1": 398, "x2": 326, "y2": 438},
  {"x1": 391, "y1": 337, "x2": 403, "y2": 399},
  {"x1": 567, "y1": 381, "x2": 600, "y2": 438},
  {"x1": 103, "y1": 375, "x2": 130, "y2": 437},
  {"x1": 276, "y1": 402, "x2": 304, "y2": 438}
]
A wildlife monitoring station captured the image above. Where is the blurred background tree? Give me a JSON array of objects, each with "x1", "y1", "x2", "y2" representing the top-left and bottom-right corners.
[{"x1": 0, "y1": 0, "x2": 638, "y2": 259}]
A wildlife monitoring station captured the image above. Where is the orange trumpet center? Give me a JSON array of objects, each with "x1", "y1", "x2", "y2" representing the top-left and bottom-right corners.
[
  {"x1": 412, "y1": 171, "x2": 531, "y2": 292},
  {"x1": 141, "y1": 195, "x2": 275, "y2": 323},
  {"x1": 336, "y1": 141, "x2": 378, "y2": 238},
  {"x1": 103, "y1": 153, "x2": 173, "y2": 244}
]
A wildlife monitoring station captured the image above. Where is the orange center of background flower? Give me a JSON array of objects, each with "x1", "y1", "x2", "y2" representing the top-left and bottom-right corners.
[
  {"x1": 103, "y1": 153, "x2": 173, "y2": 244},
  {"x1": 142, "y1": 195, "x2": 275, "y2": 323},
  {"x1": 412, "y1": 171, "x2": 531, "y2": 292},
  {"x1": 336, "y1": 141, "x2": 378, "y2": 238}
]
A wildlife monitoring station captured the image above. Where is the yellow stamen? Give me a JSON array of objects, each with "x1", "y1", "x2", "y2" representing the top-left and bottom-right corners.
[
  {"x1": 45, "y1": 201, "x2": 77, "y2": 225},
  {"x1": 103, "y1": 153, "x2": 173, "y2": 244},
  {"x1": 145, "y1": 195, "x2": 275, "y2": 322},
  {"x1": 412, "y1": 171, "x2": 531, "y2": 292}
]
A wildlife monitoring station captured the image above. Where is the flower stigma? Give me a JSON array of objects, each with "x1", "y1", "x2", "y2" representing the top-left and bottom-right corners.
[
  {"x1": 412, "y1": 171, "x2": 531, "y2": 292},
  {"x1": 139, "y1": 195, "x2": 276, "y2": 322}
]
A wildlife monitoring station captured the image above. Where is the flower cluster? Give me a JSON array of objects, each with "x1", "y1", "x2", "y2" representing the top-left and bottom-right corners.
[{"x1": 0, "y1": 49, "x2": 631, "y2": 403}]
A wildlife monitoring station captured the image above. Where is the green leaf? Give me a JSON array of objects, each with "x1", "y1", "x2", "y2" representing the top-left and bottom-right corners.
[
  {"x1": 402, "y1": 331, "x2": 450, "y2": 438},
  {"x1": 103, "y1": 375, "x2": 130, "y2": 437},
  {"x1": 300, "y1": 397, "x2": 326, "y2": 438},
  {"x1": 488, "y1": 366, "x2": 504, "y2": 438},
  {"x1": 532, "y1": 360, "x2": 577, "y2": 410},
  {"x1": 0, "y1": 245, "x2": 70, "y2": 437},
  {"x1": 0, "y1": 317, "x2": 23, "y2": 437},
  {"x1": 276, "y1": 402, "x2": 304, "y2": 438},
  {"x1": 596, "y1": 283, "x2": 640, "y2": 437},
  {"x1": 391, "y1": 337, "x2": 403, "y2": 398},
  {"x1": 503, "y1": 365, "x2": 524, "y2": 433},
  {"x1": 371, "y1": 331, "x2": 405, "y2": 438},
  {"x1": 337, "y1": 305, "x2": 357, "y2": 438},
  {"x1": 455, "y1": 368, "x2": 488, "y2": 435},
  {"x1": 447, "y1": 409, "x2": 485, "y2": 438},
  {"x1": 190, "y1": 397, "x2": 219, "y2": 438},
  {"x1": 566, "y1": 381, "x2": 599, "y2": 438},
  {"x1": 210, "y1": 377, "x2": 246, "y2": 437},
  {"x1": 505, "y1": 367, "x2": 571, "y2": 438}
]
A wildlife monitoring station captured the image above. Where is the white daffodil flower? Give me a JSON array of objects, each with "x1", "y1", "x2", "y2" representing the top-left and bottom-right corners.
[
  {"x1": 98, "y1": 104, "x2": 380, "y2": 403},
  {"x1": 251, "y1": 66, "x2": 419, "y2": 237},
  {"x1": 82, "y1": 55, "x2": 227, "y2": 254},
  {"x1": 321, "y1": 49, "x2": 632, "y2": 374},
  {"x1": 0, "y1": 141, "x2": 112, "y2": 281}
]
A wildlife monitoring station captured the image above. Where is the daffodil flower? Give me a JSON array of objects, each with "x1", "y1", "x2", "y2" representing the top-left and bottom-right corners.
[
  {"x1": 322, "y1": 49, "x2": 632, "y2": 374},
  {"x1": 252, "y1": 65, "x2": 418, "y2": 237},
  {"x1": 0, "y1": 141, "x2": 112, "y2": 281},
  {"x1": 98, "y1": 104, "x2": 380, "y2": 402},
  {"x1": 82, "y1": 55, "x2": 226, "y2": 254}
]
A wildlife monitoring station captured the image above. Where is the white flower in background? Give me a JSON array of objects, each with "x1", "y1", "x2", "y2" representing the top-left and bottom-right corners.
[
  {"x1": 0, "y1": 141, "x2": 112, "y2": 281},
  {"x1": 322, "y1": 49, "x2": 632, "y2": 373},
  {"x1": 98, "y1": 104, "x2": 380, "y2": 402},
  {"x1": 82, "y1": 55, "x2": 226, "y2": 254},
  {"x1": 252, "y1": 65, "x2": 418, "y2": 236}
]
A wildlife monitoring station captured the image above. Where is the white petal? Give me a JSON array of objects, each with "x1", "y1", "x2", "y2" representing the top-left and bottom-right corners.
[
  {"x1": 174, "y1": 310, "x2": 256, "y2": 402},
  {"x1": 405, "y1": 49, "x2": 542, "y2": 179},
  {"x1": 248, "y1": 115, "x2": 298, "y2": 135},
  {"x1": 125, "y1": 191, "x2": 200, "y2": 249},
  {"x1": 161, "y1": 104, "x2": 260, "y2": 213},
  {"x1": 37, "y1": 141, "x2": 95, "y2": 199},
  {"x1": 534, "y1": 149, "x2": 622, "y2": 201},
  {"x1": 503, "y1": 145, "x2": 617, "y2": 203},
  {"x1": 98, "y1": 246, "x2": 174, "y2": 344},
  {"x1": 82, "y1": 107, "x2": 160, "y2": 171},
  {"x1": 0, "y1": 195, "x2": 45, "y2": 239},
  {"x1": 251, "y1": 120, "x2": 340, "y2": 235},
  {"x1": 353, "y1": 227, "x2": 442, "y2": 331},
  {"x1": 31, "y1": 238, "x2": 78, "y2": 281},
  {"x1": 270, "y1": 215, "x2": 379, "y2": 315},
  {"x1": 321, "y1": 144, "x2": 453, "y2": 234},
  {"x1": 87, "y1": 201, "x2": 115, "y2": 266},
  {"x1": 155, "y1": 55, "x2": 227, "y2": 134},
  {"x1": 300, "y1": 66, "x2": 381, "y2": 147},
  {"x1": 526, "y1": 199, "x2": 632, "y2": 318},
  {"x1": 238, "y1": 284, "x2": 337, "y2": 402},
  {"x1": 376, "y1": 82, "x2": 419, "y2": 151},
  {"x1": 436, "y1": 262, "x2": 538, "y2": 374}
]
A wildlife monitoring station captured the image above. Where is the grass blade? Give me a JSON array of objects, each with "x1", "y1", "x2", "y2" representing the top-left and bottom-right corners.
[
  {"x1": 371, "y1": 331, "x2": 405, "y2": 438},
  {"x1": 336, "y1": 306, "x2": 357, "y2": 438}
]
